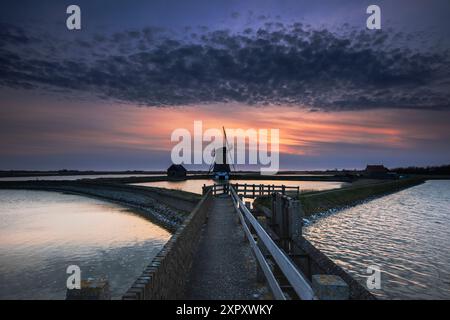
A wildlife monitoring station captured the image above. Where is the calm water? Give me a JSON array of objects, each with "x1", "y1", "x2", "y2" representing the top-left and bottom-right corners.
[
  {"x1": 132, "y1": 179, "x2": 347, "y2": 194},
  {"x1": 0, "y1": 174, "x2": 164, "y2": 181},
  {"x1": 0, "y1": 190, "x2": 170, "y2": 300},
  {"x1": 303, "y1": 180, "x2": 450, "y2": 300}
]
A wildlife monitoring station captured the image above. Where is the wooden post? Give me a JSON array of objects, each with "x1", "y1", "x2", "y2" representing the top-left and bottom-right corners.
[
  {"x1": 270, "y1": 193, "x2": 275, "y2": 228},
  {"x1": 272, "y1": 193, "x2": 283, "y2": 234},
  {"x1": 312, "y1": 275, "x2": 349, "y2": 300},
  {"x1": 288, "y1": 198, "x2": 303, "y2": 242},
  {"x1": 66, "y1": 278, "x2": 111, "y2": 300},
  {"x1": 279, "y1": 196, "x2": 290, "y2": 248}
]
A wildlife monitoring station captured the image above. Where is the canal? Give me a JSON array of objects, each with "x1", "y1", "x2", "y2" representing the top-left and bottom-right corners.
[
  {"x1": 303, "y1": 180, "x2": 450, "y2": 300},
  {"x1": 0, "y1": 189, "x2": 170, "y2": 299},
  {"x1": 131, "y1": 179, "x2": 348, "y2": 194}
]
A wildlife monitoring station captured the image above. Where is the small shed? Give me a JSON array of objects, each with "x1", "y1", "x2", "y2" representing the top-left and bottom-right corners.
[
  {"x1": 365, "y1": 165, "x2": 388, "y2": 174},
  {"x1": 167, "y1": 164, "x2": 187, "y2": 178},
  {"x1": 365, "y1": 165, "x2": 390, "y2": 179}
]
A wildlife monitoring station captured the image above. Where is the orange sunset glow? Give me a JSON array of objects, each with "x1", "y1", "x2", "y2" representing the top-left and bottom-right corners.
[{"x1": 1, "y1": 90, "x2": 449, "y2": 170}]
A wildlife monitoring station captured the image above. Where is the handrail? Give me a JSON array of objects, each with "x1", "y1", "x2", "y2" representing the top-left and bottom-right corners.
[
  {"x1": 229, "y1": 186, "x2": 316, "y2": 300},
  {"x1": 231, "y1": 198, "x2": 285, "y2": 299},
  {"x1": 232, "y1": 183, "x2": 299, "y2": 189},
  {"x1": 204, "y1": 182, "x2": 299, "y2": 198}
]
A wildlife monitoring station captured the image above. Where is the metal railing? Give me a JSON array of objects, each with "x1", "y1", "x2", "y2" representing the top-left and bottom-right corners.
[
  {"x1": 229, "y1": 185, "x2": 316, "y2": 300},
  {"x1": 203, "y1": 183, "x2": 299, "y2": 198},
  {"x1": 203, "y1": 183, "x2": 229, "y2": 195},
  {"x1": 231, "y1": 183, "x2": 299, "y2": 198}
]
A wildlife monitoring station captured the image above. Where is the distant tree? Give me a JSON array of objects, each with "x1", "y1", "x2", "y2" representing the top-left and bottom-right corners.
[{"x1": 392, "y1": 164, "x2": 450, "y2": 175}]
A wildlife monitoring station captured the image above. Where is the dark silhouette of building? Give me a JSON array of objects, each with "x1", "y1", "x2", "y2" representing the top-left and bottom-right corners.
[
  {"x1": 365, "y1": 165, "x2": 397, "y2": 179},
  {"x1": 366, "y1": 165, "x2": 388, "y2": 174},
  {"x1": 167, "y1": 164, "x2": 187, "y2": 178}
]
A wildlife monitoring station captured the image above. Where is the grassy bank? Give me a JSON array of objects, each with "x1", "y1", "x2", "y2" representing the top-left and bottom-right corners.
[
  {"x1": 254, "y1": 177, "x2": 425, "y2": 217},
  {"x1": 115, "y1": 183, "x2": 202, "y2": 203}
]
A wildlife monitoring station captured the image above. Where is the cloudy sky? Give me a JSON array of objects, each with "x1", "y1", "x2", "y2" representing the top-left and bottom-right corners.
[{"x1": 1, "y1": 0, "x2": 449, "y2": 170}]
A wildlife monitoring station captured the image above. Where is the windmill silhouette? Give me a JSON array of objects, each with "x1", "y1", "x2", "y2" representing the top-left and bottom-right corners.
[{"x1": 208, "y1": 126, "x2": 235, "y2": 180}]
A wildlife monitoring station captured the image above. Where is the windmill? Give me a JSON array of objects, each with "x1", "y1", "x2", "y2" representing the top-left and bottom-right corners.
[{"x1": 208, "y1": 126, "x2": 235, "y2": 180}]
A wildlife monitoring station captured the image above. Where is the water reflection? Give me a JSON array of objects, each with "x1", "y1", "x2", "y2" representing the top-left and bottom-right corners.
[
  {"x1": 0, "y1": 174, "x2": 163, "y2": 181},
  {"x1": 0, "y1": 189, "x2": 170, "y2": 299},
  {"x1": 303, "y1": 180, "x2": 450, "y2": 300},
  {"x1": 132, "y1": 179, "x2": 347, "y2": 194}
]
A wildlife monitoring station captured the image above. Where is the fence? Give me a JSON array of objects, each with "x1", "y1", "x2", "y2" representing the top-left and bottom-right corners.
[
  {"x1": 229, "y1": 185, "x2": 315, "y2": 300},
  {"x1": 203, "y1": 183, "x2": 299, "y2": 198}
]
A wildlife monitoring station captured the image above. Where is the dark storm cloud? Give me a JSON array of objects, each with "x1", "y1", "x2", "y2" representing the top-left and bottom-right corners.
[
  {"x1": 0, "y1": 22, "x2": 449, "y2": 110},
  {"x1": 0, "y1": 23, "x2": 33, "y2": 46}
]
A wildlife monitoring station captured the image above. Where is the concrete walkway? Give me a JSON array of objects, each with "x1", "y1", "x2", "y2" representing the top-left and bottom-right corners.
[{"x1": 185, "y1": 195, "x2": 265, "y2": 299}]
